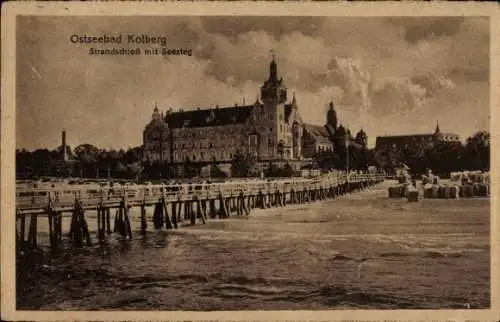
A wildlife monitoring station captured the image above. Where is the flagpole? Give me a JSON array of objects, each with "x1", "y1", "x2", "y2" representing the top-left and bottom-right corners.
[{"x1": 346, "y1": 136, "x2": 349, "y2": 181}]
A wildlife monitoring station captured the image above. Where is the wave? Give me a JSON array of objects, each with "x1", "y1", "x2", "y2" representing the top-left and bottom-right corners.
[
  {"x1": 379, "y1": 252, "x2": 411, "y2": 258},
  {"x1": 378, "y1": 250, "x2": 463, "y2": 259},
  {"x1": 326, "y1": 250, "x2": 465, "y2": 262},
  {"x1": 205, "y1": 275, "x2": 423, "y2": 308},
  {"x1": 330, "y1": 254, "x2": 358, "y2": 261},
  {"x1": 287, "y1": 219, "x2": 330, "y2": 224},
  {"x1": 423, "y1": 251, "x2": 462, "y2": 258},
  {"x1": 18, "y1": 262, "x2": 489, "y2": 310}
]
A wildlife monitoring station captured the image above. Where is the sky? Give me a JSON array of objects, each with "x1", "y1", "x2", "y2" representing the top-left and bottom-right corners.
[{"x1": 16, "y1": 16, "x2": 490, "y2": 150}]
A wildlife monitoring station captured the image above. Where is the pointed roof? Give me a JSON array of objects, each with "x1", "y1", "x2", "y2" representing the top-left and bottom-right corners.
[
  {"x1": 269, "y1": 51, "x2": 278, "y2": 81},
  {"x1": 435, "y1": 121, "x2": 441, "y2": 134},
  {"x1": 336, "y1": 124, "x2": 346, "y2": 136},
  {"x1": 327, "y1": 101, "x2": 337, "y2": 118}
]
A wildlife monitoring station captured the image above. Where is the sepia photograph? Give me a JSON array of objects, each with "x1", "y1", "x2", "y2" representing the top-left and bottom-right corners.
[{"x1": 2, "y1": 2, "x2": 499, "y2": 321}]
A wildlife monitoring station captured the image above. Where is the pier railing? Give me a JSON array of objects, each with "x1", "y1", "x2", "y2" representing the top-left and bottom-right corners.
[
  {"x1": 16, "y1": 172, "x2": 385, "y2": 251},
  {"x1": 16, "y1": 173, "x2": 384, "y2": 214}
]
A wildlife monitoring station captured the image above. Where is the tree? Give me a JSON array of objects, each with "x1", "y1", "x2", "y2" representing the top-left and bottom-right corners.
[
  {"x1": 374, "y1": 146, "x2": 400, "y2": 175},
  {"x1": 74, "y1": 144, "x2": 100, "y2": 177},
  {"x1": 462, "y1": 131, "x2": 490, "y2": 171},
  {"x1": 123, "y1": 147, "x2": 142, "y2": 164},
  {"x1": 183, "y1": 157, "x2": 199, "y2": 179},
  {"x1": 231, "y1": 149, "x2": 258, "y2": 177},
  {"x1": 282, "y1": 162, "x2": 295, "y2": 177},
  {"x1": 210, "y1": 164, "x2": 227, "y2": 178},
  {"x1": 74, "y1": 144, "x2": 100, "y2": 164},
  {"x1": 313, "y1": 150, "x2": 338, "y2": 170}
]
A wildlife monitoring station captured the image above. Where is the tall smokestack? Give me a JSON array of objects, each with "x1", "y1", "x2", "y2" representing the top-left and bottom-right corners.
[{"x1": 62, "y1": 130, "x2": 67, "y2": 161}]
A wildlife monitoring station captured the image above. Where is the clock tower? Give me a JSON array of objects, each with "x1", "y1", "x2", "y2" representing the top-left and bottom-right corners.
[{"x1": 259, "y1": 52, "x2": 288, "y2": 160}]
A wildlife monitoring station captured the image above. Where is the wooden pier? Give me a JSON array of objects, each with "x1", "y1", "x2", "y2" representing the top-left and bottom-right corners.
[{"x1": 16, "y1": 173, "x2": 384, "y2": 251}]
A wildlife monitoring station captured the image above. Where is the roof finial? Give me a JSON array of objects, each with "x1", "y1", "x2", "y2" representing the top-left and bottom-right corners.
[{"x1": 270, "y1": 48, "x2": 275, "y2": 61}]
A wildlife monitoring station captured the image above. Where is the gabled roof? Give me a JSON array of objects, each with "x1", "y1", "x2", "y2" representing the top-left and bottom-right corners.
[
  {"x1": 164, "y1": 105, "x2": 255, "y2": 128},
  {"x1": 303, "y1": 124, "x2": 332, "y2": 144},
  {"x1": 304, "y1": 124, "x2": 329, "y2": 138}
]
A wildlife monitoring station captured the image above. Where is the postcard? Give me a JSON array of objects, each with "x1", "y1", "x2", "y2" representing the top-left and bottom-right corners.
[{"x1": 1, "y1": 1, "x2": 499, "y2": 321}]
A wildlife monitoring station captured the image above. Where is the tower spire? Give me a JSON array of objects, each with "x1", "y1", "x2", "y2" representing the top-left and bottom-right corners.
[
  {"x1": 152, "y1": 101, "x2": 160, "y2": 120},
  {"x1": 269, "y1": 49, "x2": 277, "y2": 81},
  {"x1": 435, "y1": 120, "x2": 441, "y2": 134}
]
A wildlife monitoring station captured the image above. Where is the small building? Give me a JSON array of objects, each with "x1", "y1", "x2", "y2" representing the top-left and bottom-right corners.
[{"x1": 375, "y1": 122, "x2": 461, "y2": 152}]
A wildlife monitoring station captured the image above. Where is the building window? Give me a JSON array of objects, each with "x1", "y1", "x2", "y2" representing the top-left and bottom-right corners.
[
  {"x1": 201, "y1": 151, "x2": 204, "y2": 159},
  {"x1": 270, "y1": 127, "x2": 273, "y2": 132},
  {"x1": 193, "y1": 154, "x2": 196, "y2": 161}
]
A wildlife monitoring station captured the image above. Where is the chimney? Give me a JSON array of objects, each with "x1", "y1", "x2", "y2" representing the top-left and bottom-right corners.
[{"x1": 62, "y1": 130, "x2": 68, "y2": 161}]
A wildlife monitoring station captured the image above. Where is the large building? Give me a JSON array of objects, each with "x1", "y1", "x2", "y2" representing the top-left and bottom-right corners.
[
  {"x1": 142, "y1": 57, "x2": 366, "y2": 169},
  {"x1": 375, "y1": 122, "x2": 461, "y2": 152}
]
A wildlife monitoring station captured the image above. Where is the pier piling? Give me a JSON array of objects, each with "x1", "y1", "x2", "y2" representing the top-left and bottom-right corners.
[{"x1": 15, "y1": 173, "x2": 384, "y2": 250}]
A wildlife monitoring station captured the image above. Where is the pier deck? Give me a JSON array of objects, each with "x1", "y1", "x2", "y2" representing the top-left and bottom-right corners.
[{"x1": 15, "y1": 173, "x2": 385, "y2": 250}]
